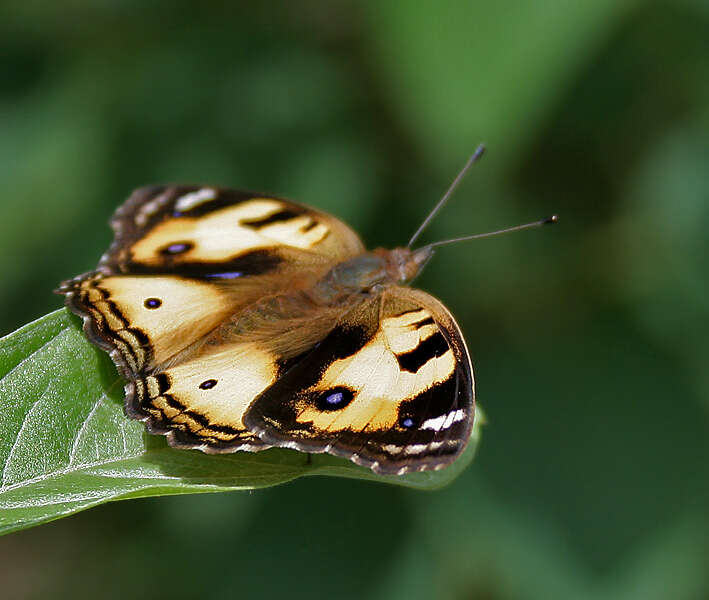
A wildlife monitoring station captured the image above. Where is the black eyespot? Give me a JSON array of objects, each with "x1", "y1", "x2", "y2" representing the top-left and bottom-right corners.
[
  {"x1": 199, "y1": 379, "x2": 218, "y2": 390},
  {"x1": 400, "y1": 417, "x2": 415, "y2": 429},
  {"x1": 160, "y1": 241, "x2": 194, "y2": 255},
  {"x1": 144, "y1": 298, "x2": 162, "y2": 309},
  {"x1": 314, "y1": 386, "x2": 354, "y2": 411}
]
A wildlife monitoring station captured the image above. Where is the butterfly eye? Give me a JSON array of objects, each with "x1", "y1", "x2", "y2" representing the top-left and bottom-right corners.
[
  {"x1": 315, "y1": 387, "x2": 354, "y2": 411},
  {"x1": 199, "y1": 379, "x2": 218, "y2": 390},
  {"x1": 144, "y1": 298, "x2": 162, "y2": 309},
  {"x1": 160, "y1": 241, "x2": 194, "y2": 255}
]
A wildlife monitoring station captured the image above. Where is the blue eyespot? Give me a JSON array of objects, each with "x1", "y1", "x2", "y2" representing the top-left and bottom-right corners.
[
  {"x1": 144, "y1": 298, "x2": 162, "y2": 309},
  {"x1": 401, "y1": 417, "x2": 415, "y2": 429},
  {"x1": 161, "y1": 241, "x2": 193, "y2": 255},
  {"x1": 315, "y1": 387, "x2": 354, "y2": 411},
  {"x1": 204, "y1": 272, "x2": 244, "y2": 279},
  {"x1": 326, "y1": 392, "x2": 344, "y2": 406},
  {"x1": 199, "y1": 379, "x2": 218, "y2": 390}
]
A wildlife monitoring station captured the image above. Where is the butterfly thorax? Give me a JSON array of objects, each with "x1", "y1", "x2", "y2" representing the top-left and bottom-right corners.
[
  {"x1": 200, "y1": 247, "x2": 433, "y2": 349},
  {"x1": 308, "y1": 247, "x2": 433, "y2": 306}
]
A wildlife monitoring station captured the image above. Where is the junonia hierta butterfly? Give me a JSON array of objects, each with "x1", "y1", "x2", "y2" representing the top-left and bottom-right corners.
[{"x1": 58, "y1": 145, "x2": 555, "y2": 474}]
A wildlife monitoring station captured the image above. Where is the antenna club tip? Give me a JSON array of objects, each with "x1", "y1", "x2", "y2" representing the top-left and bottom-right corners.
[{"x1": 544, "y1": 215, "x2": 559, "y2": 225}]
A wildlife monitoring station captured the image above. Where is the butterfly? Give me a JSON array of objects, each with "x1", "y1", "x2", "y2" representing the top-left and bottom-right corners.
[{"x1": 58, "y1": 147, "x2": 554, "y2": 475}]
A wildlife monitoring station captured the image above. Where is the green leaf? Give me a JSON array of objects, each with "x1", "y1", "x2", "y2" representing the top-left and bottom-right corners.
[{"x1": 0, "y1": 309, "x2": 481, "y2": 536}]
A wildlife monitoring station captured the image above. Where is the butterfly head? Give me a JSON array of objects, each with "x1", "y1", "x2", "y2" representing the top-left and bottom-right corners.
[{"x1": 377, "y1": 246, "x2": 434, "y2": 284}]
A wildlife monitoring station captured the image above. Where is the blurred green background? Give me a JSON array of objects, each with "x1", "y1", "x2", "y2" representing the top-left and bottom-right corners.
[{"x1": 2, "y1": 1, "x2": 708, "y2": 598}]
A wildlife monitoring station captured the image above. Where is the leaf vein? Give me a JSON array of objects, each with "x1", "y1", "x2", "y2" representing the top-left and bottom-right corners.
[
  {"x1": 0, "y1": 322, "x2": 70, "y2": 383},
  {"x1": 67, "y1": 394, "x2": 105, "y2": 466},
  {"x1": 1, "y1": 386, "x2": 52, "y2": 488}
]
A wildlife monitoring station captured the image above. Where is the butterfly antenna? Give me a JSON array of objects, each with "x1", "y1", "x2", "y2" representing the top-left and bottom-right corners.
[
  {"x1": 407, "y1": 144, "x2": 486, "y2": 248},
  {"x1": 422, "y1": 215, "x2": 558, "y2": 250}
]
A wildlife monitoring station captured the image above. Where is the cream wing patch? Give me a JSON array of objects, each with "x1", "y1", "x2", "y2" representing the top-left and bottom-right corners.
[
  {"x1": 295, "y1": 307, "x2": 456, "y2": 433},
  {"x1": 133, "y1": 342, "x2": 282, "y2": 449},
  {"x1": 161, "y1": 342, "x2": 279, "y2": 433},
  {"x1": 129, "y1": 199, "x2": 331, "y2": 266}
]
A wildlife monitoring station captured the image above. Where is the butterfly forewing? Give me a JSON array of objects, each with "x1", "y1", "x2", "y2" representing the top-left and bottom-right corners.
[
  {"x1": 60, "y1": 273, "x2": 245, "y2": 377},
  {"x1": 102, "y1": 185, "x2": 365, "y2": 274}
]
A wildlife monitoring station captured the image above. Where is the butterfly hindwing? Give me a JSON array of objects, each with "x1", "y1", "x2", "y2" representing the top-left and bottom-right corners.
[
  {"x1": 128, "y1": 341, "x2": 279, "y2": 450},
  {"x1": 127, "y1": 293, "x2": 352, "y2": 452},
  {"x1": 243, "y1": 287, "x2": 475, "y2": 474}
]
